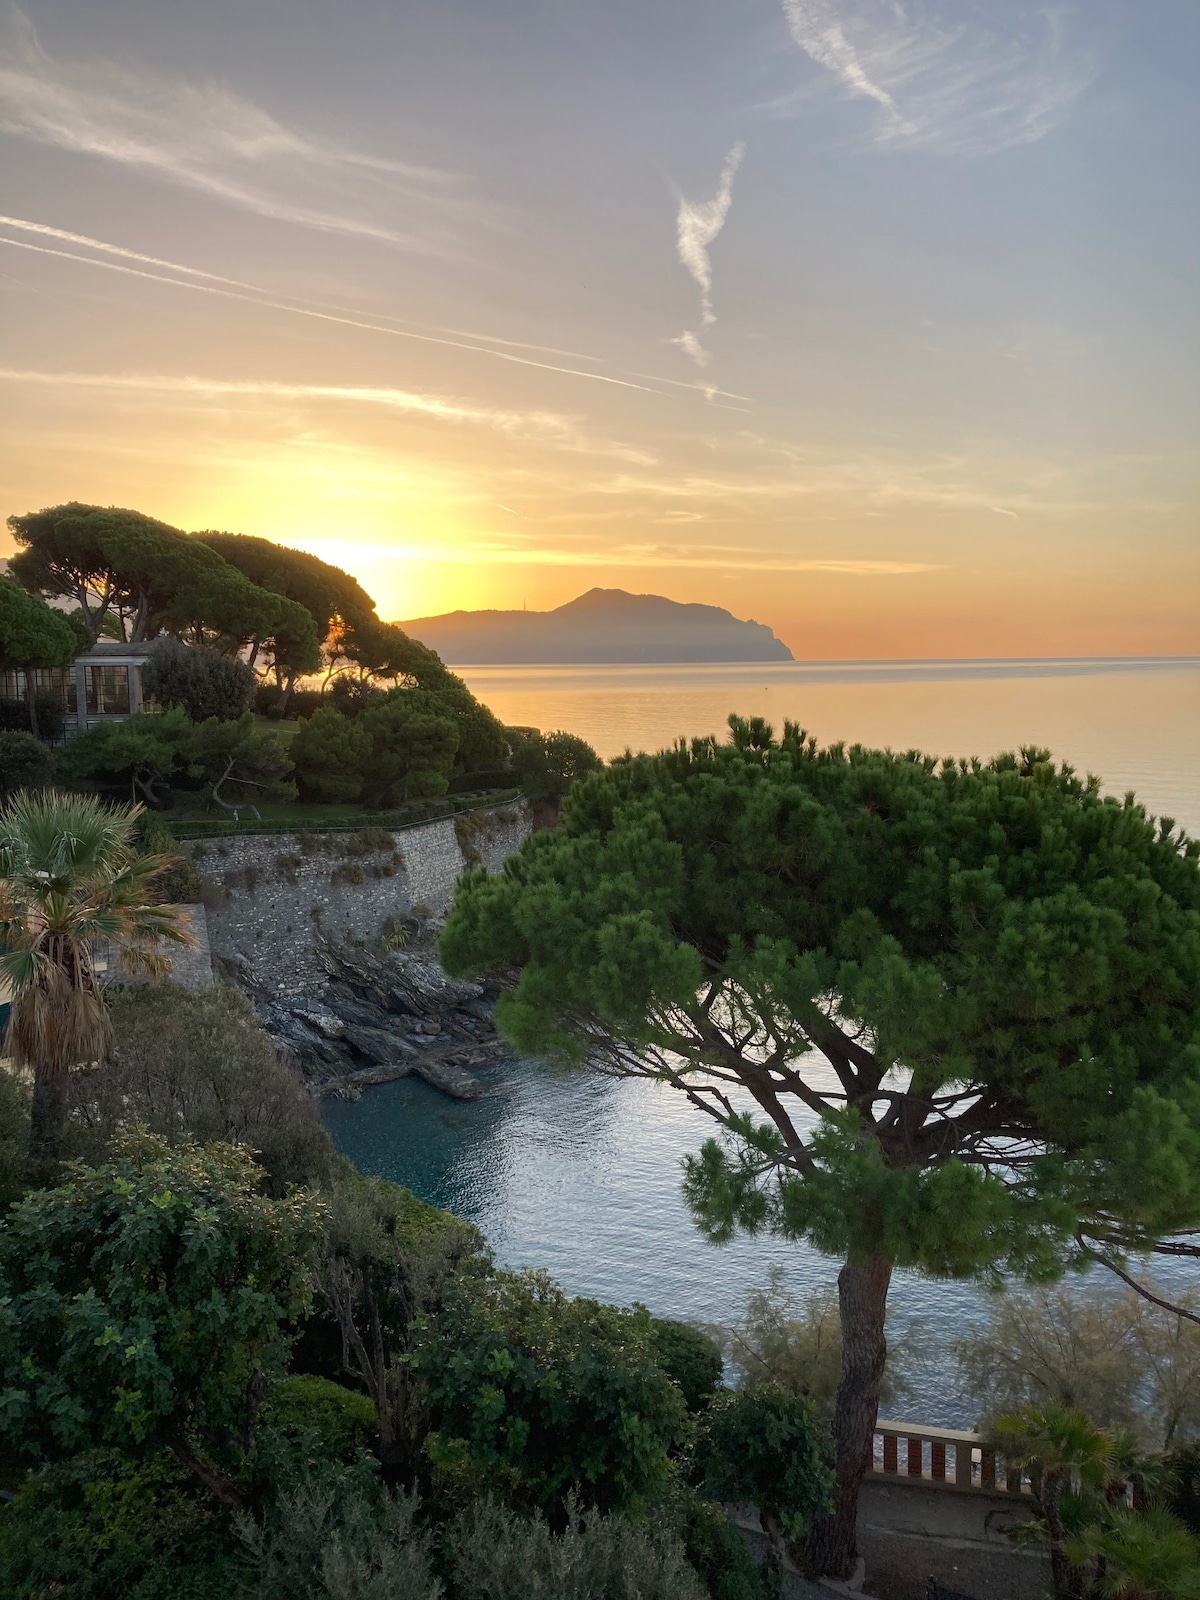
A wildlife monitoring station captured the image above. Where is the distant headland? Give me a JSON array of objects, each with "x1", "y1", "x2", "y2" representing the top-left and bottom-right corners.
[{"x1": 399, "y1": 588, "x2": 794, "y2": 664}]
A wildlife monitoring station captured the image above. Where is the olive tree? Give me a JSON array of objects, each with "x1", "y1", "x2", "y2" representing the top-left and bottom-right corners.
[{"x1": 440, "y1": 720, "x2": 1200, "y2": 1577}]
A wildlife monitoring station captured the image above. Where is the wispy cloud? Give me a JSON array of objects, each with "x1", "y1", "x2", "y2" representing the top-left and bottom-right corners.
[
  {"x1": 0, "y1": 7, "x2": 475, "y2": 248},
  {"x1": 674, "y1": 142, "x2": 746, "y2": 368},
  {"x1": 779, "y1": 1, "x2": 1101, "y2": 157},
  {"x1": 0, "y1": 366, "x2": 656, "y2": 461},
  {"x1": 0, "y1": 223, "x2": 663, "y2": 394}
]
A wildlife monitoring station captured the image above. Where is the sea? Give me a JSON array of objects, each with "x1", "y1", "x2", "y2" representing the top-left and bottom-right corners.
[{"x1": 324, "y1": 658, "x2": 1200, "y2": 1426}]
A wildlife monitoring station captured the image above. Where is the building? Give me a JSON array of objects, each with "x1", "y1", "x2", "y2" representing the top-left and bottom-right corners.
[{"x1": 1, "y1": 641, "x2": 155, "y2": 737}]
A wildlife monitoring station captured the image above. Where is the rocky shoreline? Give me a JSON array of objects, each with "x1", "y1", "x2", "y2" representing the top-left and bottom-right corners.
[{"x1": 239, "y1": 938, "x2": 515, "y2": 1101}]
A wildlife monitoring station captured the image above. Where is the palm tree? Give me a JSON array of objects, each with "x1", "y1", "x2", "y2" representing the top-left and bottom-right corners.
[
  {"x1": 994, "y1": 1404, "x2": 1120, "y2": 1598},
  {"x1": 0, "y1": 790, "x2": 193, "y2": 1173}
]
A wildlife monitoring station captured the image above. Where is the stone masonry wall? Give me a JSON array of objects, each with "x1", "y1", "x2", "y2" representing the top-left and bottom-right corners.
[{"x1": 186, "y1": 801, "x2": 530, "y2": 998}]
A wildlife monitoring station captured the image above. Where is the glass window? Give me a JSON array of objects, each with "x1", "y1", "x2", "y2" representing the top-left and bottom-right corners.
[
  {"x1": 33, "y1": 668, "x2": 74, "y2": 710},
  {"x1": 86, "y1": 665, "x2": 130, "y2": 715}
]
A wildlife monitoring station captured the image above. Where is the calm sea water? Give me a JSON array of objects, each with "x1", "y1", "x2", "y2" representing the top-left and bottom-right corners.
[{"x1": 325, "y1": 660, "x2": 1200, "y2": 1426}]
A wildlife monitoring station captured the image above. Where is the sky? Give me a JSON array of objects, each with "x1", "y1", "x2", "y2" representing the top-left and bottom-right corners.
[{"x1": 0, "y1": 0, "x2": 1196, "y2": 657}]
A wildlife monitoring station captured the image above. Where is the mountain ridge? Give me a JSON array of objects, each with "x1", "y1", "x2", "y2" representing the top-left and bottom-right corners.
[{"x1": 399, "y1": 587, "x2": 794, "y2": 664}]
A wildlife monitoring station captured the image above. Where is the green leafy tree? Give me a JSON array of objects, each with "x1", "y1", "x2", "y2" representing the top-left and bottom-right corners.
[
  {"x1": 185, "y1": 714, "x2": 294, "y2": 819},
  {"x1": 0, "y1": 1133, "x2": 321, "y2": 1508},
  {"x1": 7, "y1": 505, "x2": 317, "y2": 671},
  {"x1": 0, "y1": 791, "x2": 191, "y2": 1169},
  {"x1": 144, "y1": 638, "x2": 255, "y2": 722},
  {"x1": 56, "y1": 705, "x2": 193, "y2": 806},
  {"x1": 648, "y1": 1319, "x2": 723, "y2": 1413},
  {"x1": 700, "y1": 1388, "x2": 833, "y2": 1571},
  {"x1": 317, "y1": 1169, "x2": 488, "y2": 1470},
  {"x1": 508, "y1": 728, "x2": 603, "y2": 803},
  {"x1": 0, "y1": 731, "x2": 55, "y2": 796},
  {"x1": 195, "y1": 531, "x2": 374, "y2": 701},
  {"x1": 421, "y1": 1271, "x2": 690, "y2": 1518},
  {"x1": 439, "y1": 723, "x2": 1200, "y2": 1576},
  {"x1": 0, "y1": 577, "x2": 84, "y2": 736},
  {"x1": 68, "y1": 984, "x2": 335, "y2": 1196},
  {"x1": 360, "y1": 693, "x2": 459, "y2": 805},
  {"x1": 292, "y1": 708, "x2": 371, "y2": 803}
]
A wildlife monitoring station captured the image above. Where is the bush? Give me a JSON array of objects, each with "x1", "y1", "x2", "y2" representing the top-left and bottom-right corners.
[
  {"x1": 67, "y1": 985, "x2": 335, "y2": 1194},
  {"x1": 713, "y1": 1269, "x2": 843, "y2": 1419},
  {"x1": 506, "y1": 728, "x2": 602, "y2": 802},
  {"x1": 0, "y1": 1070, "x2": 30, "y2": 1215},
  {"x1": 0, "y1": 692, "x2": 65, "y2": 740},
  {"x1": 261, "y1": 1376, "x2": 378, "y2": 1464},
  {"x1": 649, "y1": 1319, "x2": 723, "y2": 1412},
  {"x1": 699, "y1": 1388, "x2": 832, "y2": 1562},
  {"x1": 0, "y1": 1134, "x2": 320, "y2": 1489},
  {"x1": 446, "y1": 1497, "x2": 706, "y2": 1600},
  {"x1": 134, "y1": 809, "x2": 204, "y2": 901},
  {"x1": 0, "y1": 1448, "x2": 235, "y2": 1600},
  {"x1": 421, "y1": 1271, "x2": 690, "y2": 1518},
  {"x1": 255, "y1": 684, "x2": 325, "y2": 720},
  {"x1": 0, "y1": 730, "x2": 55, "y2": 796},
  {"x1": 955, "y1": 1283, "x2": 1200, "y2": 1448},
  {"x1": 292, "y1": 707, "x2": 370, "y2": 803},
  {"x1": 144, "y1": 639, "x2": 255, "y2": 722},
  {"x1": 1166, "y1": 1441, "x2": 1200, "y2": 1539},
  {"x1": 237, "y1": 1472, "x2": 439, "y2": 1600}
]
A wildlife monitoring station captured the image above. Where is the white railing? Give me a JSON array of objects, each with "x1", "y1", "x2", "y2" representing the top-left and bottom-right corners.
[{"x1": 872, "y1": 1419, "x2": 1034, "y2": 1497}]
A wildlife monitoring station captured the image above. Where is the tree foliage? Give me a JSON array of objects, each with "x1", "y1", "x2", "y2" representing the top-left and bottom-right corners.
[
  {"x1": 67, "y1": 984, "x2": 335, "y2": 1196},
  {"x1": 440, "y1": 720, "x2": 1200, "y2": 1574},
  {"x1": 0, "y1": 1133, "x2": 321, "y2": 1505},
  {"x1": 700, "y1": 1387, "x2": 832, "y2": 1563},
  {"x1": 0, "y1": 731, "x2": 55, "y2": 796},
  {"x1": 421, "y1": 1270, "x2": 690, "y2": 1518},
  {"x1": 6, "y1": 505, "x2": 318, "y2": 672},
  {"x1": 360, "y1": 694, "x2": 460, "y2": 805},
  {"x1": 507, "y1": 728, "x2": 603, "y2": 802},
  {"x1": 958, "y1": 1282, "x2": 1200, "y2": 1450},
  {"x1": 143, "y1": 638, "x2": 256, "y2": 722},
  {"x1": 0, "y1": 577, "x2": 84, "y2": 669},
  {"x1": 292, "y1": 708, "x2": 371, "y2": 803}
]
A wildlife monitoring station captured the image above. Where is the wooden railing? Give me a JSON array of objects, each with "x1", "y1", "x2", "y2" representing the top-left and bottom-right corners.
[{"x1": 872, "y1": 1419, "x2": 1034, "y2": 1497}]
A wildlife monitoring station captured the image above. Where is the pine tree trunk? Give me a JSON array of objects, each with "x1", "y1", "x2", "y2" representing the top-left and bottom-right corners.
[
  {"x1": 804, "y1": 1254, "x2": 892, "y2": 1579},
  {"x1": 29, "y1": 1066, "x2": 68, "y2": 1176}
]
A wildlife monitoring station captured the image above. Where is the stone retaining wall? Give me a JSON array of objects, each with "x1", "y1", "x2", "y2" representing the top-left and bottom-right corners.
[{"x1": 185, "y1": 802, "x2": 530, "y2": 997}]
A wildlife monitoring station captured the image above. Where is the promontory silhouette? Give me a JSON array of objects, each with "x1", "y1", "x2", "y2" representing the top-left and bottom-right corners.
[{"x1": 400, "y1": 588, "x2": 794, "y2": 664}]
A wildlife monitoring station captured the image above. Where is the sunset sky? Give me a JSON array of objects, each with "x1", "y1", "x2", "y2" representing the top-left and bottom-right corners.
[{"x1": 0, "y1": 0, "x2": 1196, "y2": 657}]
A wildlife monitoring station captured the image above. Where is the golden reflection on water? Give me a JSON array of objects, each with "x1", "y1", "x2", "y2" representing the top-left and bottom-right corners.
[{"x1": 457, "y1": 661, "x2": 1200, "y2": 834}]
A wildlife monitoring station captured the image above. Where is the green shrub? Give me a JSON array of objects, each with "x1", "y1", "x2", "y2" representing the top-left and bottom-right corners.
[
  {"x1": 292, "y1": 708, "x2": 370, "y2": 804},
  {"x1": 237, "y1": 1472, "x2": 439, "y2": 1600},
  {"x1": 649, "y1": 1319, "x2": 723, "y2": 1412},
  {"x1": 0, "y1": 731, "x2": 55, "y2": 796},
  {"x1": 1166, "y1": 1441, "x2": 1200, "y2": 1539},
  {"x1": 262, "y1": 1376, "x2": 377, "y2": 1463},
  {"x1": 445, "y1": 1496, "x2": 705, "y2": 1600},
  {"x1": 421, "y1": 1271, "x2": 690, "y2": 1518},
  {"x1": 68, "y1": 985, "x2": 335, "y2": 1194},
  {"x1": 0, "y1": 1448, "x2": 235, "y2": 1600},
  {"x1": 144, "y1": 639, "x2": 255, "y2": 723},
  {"x1": 699, "y1": 1388, "x2": 832, "y2": 1563}
]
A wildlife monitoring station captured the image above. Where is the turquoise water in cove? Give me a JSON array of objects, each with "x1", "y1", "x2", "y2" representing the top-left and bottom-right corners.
[{"x1": 323, "y1": 659, "x2": 1200, "y2": 1427}]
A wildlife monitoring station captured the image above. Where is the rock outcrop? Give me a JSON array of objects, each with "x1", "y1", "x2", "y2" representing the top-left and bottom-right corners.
[{"x1": 248, "y1": 938, "x2": 515, "y2": 1101}]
